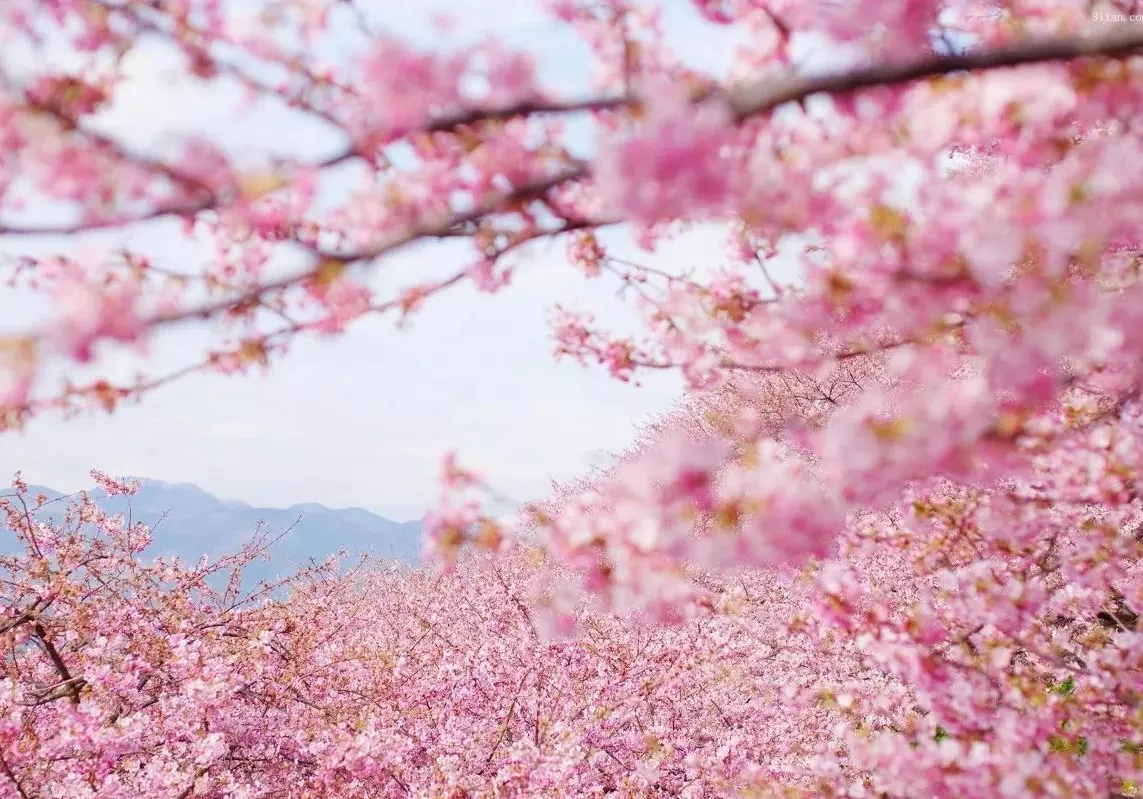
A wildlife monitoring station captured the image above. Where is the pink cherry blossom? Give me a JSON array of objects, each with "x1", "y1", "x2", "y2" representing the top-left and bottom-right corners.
[
  {"x1": 5, "y1": 1, "x2": 1143, "y2": 795},
  {"x1": 51, "y1": 277, "x2": 143, "y2": 363}
]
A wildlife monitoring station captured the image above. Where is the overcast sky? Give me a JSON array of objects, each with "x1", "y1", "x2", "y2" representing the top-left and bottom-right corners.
[{"x1": 0, "y1": 1, "x2": 774, "y2": 520}]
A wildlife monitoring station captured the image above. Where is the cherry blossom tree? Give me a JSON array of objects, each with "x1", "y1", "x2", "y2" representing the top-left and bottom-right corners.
[
  {"x1": 0, "y1": 473, "x2": 887, "y2": 798},
  {"x1": 5, "y1": 0, "x2": 1143, "y2": 796},
  {"x1": 475, "y1": 359, "x2": 1143, "y2": 796}
]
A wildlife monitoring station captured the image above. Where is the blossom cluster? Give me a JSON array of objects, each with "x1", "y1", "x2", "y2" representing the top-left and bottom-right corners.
[{"x1": 3, "y1": 0, "x2": 1143, "y2": 795}]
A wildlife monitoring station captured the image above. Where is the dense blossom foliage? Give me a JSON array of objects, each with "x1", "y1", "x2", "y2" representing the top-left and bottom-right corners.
[
  {"x1": 5, "y1": 0, "x2": 1143, "y2": 796},
  {"x1": 0, "y1": 475, "x2": 882, "y2": 798}
]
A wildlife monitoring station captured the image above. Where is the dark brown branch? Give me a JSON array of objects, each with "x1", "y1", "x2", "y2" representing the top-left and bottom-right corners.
[
  {"x1": 723, "y1": 25, "x2": 1143, "y2": 119},
  {"x1": 0, "y1": 24, "x2": 1137, "y2": 240},
  {"x1": 0, "y1": 609, "x2": 35, "y2": 637},
  {"x1": 176, "y1": 766, "x2": 211, "y2": 799},
  {"x1": 8, "y1": 25, "x2": 1143, "y2": 366},
  {"x1": 484, "y1": 670, "x2": 530, "y2": 765},
  {"x1": 0, "y1": 750, "x2": 30, "y2": 799},
  {"x1": 31, "y1": 623, "x2": 83, "y2": 705},
  {"x1": 412, "y1": 25, "x2": 1143, "y2": 131},
  {"x1": 134, "y1": 28, "x2": 1143, "y2": 330}
]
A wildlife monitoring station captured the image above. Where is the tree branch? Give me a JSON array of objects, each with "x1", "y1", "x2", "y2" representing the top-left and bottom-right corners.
[
  {"x1": 12, "y1": 25, "x2": 1143, "y2": 365},
  {"x1": 722, "y1": 24, "x2": 1143, "y2": 120},
  {"x1": 0, "y1": 750, "x2": 31, "y2": 799},
  {"x1": 31, "y1": 623, "x2": 83, "y2": 705}
]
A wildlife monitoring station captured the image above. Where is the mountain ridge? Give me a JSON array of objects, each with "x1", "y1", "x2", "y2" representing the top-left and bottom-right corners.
[{"x1": 1, "y1": 478, "x2": 425, "y2": 584}]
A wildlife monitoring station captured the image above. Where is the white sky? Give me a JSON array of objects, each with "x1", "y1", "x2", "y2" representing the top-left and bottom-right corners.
[{"x1": 0, "y1": 1, "x2": 788, "y2": 521}]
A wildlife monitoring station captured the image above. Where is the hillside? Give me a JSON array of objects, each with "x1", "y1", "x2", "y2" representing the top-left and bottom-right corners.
[{"x1": 1, "y1": 478, "x2": 424, "y2": 585}]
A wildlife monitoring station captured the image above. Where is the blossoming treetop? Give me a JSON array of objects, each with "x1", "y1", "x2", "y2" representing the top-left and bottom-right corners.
[{"x1": 6, "y1": 1, "x2": 1143, "y2": 794}]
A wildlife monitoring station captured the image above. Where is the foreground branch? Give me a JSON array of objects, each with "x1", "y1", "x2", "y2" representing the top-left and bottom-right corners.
[{"x1": 15, "y1": 25, "x2": 1143, "y2": 350}]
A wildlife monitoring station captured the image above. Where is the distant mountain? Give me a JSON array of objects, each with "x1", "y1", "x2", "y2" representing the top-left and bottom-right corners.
[{"x1": 1, "y1": 478, "x2": 424, "y2": 586}]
